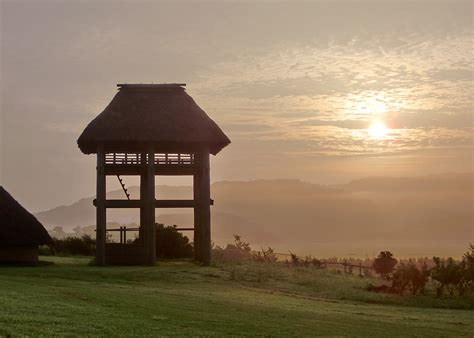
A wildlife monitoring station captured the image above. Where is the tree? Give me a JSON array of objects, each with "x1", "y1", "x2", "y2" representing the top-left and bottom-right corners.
[
  {"x1": 431, "y1": 257, "x2": 464, "y2": 297},
  {"x1": 372, "y1": 251, "x2": 398, "y2": 279},
  {"x1": 391, "y1": 261, "x2": 427, "y2": 295},
  {"x1": 50, "y1": 226, "x2": 66, "y2": 239},
  {"x1": 155, "y1": 224, "x2": 193, "y2": 259},
  {"x1": 462, "y1": 244, "x2": 474, "y2": 293}
]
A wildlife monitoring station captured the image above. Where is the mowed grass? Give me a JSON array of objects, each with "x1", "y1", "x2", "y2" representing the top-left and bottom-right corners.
[{"x1": 0, "y1": 256, "x2": 472, "y2": 336}]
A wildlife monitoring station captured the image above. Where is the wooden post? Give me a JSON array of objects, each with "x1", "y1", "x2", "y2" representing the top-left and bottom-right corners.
[
  {"x1": 96, "y1": 146, "x2": 106, "y2": 265},
  {"x1": 344, "y1": 259, "x2": 347, "y2": 274},
  {"x1": 144, "y1": 148, "x2": 156, "y2": 265},
  {"x1": 139, "y1": 155, "x2": 147, "y2": 243},
  {"x1": 193, "y1": 157, "x2": 201, "y2": 263},
  {"x1": 359, "y1": 262, "x2": 362, "y2": 277},
  {"x1": 195, "y1": 149, "x2": 211, "y2": 265}
]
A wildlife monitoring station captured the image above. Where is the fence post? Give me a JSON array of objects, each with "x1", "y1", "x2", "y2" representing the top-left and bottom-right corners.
[
  {"x1": 359, "y1": 262, "x2": 362, "y2": 276},
  {"x1": 344, "y1": 259, "x2": 347, "y2": 274}
]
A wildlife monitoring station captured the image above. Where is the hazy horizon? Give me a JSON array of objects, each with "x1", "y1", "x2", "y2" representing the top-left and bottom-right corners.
[{"x1": 35, "y1": 172, "x2": 474, "y2": 258}]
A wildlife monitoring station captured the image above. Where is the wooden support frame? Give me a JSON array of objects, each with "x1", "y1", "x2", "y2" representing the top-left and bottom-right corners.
[
  {"x1": 193, "y1": 167, "x2": 202, "y2": 263},
  {"x1": 144, "y1": 148, "x2": 156, "y2": 265},
  {"x1": 94, "y1": 199, "x2": 214, "y2": 208},
  {"x1": 94, "y1": 149, "x2": 213, "y2": 266},
  {"x1": 194, "y1": 149, "x2": 211, "y2": 265},
  {"x1": 139, "y1": 158, "x2": 146, "y2": 243},
  {"x1": 96, "y1": 146, "x2": 106, "y2": 265}
]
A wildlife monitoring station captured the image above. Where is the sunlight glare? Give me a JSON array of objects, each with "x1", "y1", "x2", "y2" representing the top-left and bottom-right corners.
[{"x1": 368, "y1": 120, "x2": 388, "y2": 139}]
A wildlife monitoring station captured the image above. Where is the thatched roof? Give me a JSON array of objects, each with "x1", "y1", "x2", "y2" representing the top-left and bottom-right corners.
[
  {"x1": 77, "y1": 84, "x2": 231, "y2": 155},
  {"x1": 0, "y1": 187, "x2": 53, "y2": 247}
]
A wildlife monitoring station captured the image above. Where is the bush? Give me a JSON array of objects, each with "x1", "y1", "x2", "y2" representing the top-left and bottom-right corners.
[
  {"x1": 212, "y1": 235, "x2": 253, "y2": 262},
  {"x1": 289, "y1": 252, "x2": 300, "y2": 266},
  {"x1": 212, "y1": 235, "x2": 279, "y2": 264},
  {"x1": 53, "y1": 235, "x2": 95, "y2": 256},
  {"x1": 391, "y1": 261, "x2": 428, "y2": 295},
  {"x1": 372, "y1": 251, "x2": 398, "y2": 279},
  {"x1": 38, "y1": 245, "x2": 54, "y2": 256},
  {"x1": 431, "y1": 254, "x2": 473, "y2": 297},
  {"x1": 155, "y1": 224, "x2": 193, "y2": 259},
  {"x1": 253, "y1": 247, "x2": 278, "y2": 263},
  {"x1": 462, "y1": 244, "x2": 474, "y2": 293}
]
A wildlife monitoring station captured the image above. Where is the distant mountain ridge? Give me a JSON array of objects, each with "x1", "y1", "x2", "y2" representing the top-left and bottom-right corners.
[{"x1": 35, "y1": 173, "x2": 474, "y2": 253}]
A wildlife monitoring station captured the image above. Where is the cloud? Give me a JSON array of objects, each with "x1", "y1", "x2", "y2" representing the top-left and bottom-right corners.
[{"x1": 2, "y1": 0, "x2": 473, "y2": 210}]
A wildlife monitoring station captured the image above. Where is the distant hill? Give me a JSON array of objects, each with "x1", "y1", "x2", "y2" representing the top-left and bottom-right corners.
[{"x1": 35, "y1": 173, "x2": 474, "y2": 255}]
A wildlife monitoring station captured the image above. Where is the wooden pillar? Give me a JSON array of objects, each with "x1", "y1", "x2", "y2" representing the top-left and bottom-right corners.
[
  {"x1": 193, "y1": 166, "x2": 201, "y2": 262},
  {"x1": 96, "y1": 146, "x2": 106, "y2": 265},
  {"x1": 139, "y1": 160, "x2": 147, "y2": 243},
  {"x1": 195, "y1": 149, "x2": 211, "y2": 265},
  {"x1": 144, "y1": 148, "x2": 156, "y2": 265}
]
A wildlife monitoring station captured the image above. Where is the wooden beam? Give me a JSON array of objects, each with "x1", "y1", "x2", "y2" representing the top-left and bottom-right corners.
[
  {"x1": 94, "y1": 199, "x2": 214, "y2": 208},
  {"x1": 96, "y1": 145, "x2": 106, "y2": 265},
  {"x1": 104, "y1": 164, "x2": 196, "y2": 176},
  {"x1": 155, "y1": 199, "x2": 213, "y2": 208},
  {"x1": 101, "y1": 200, "x2": 143, "y2": 208}
]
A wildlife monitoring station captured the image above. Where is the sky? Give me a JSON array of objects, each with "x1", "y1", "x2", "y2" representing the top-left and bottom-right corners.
[{"x1": 1, "y1": 0, "x2": 473, "y2": 211}]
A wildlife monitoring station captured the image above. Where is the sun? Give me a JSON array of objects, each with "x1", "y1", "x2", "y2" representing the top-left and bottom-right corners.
[{"x1": 368, "y1": 120, "x2": 388, "y2": 139}]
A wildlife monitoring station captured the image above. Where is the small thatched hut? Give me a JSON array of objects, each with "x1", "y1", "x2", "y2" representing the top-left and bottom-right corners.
[{"x1": 0, "y1": 187, "x2": 53, "y2": 264}]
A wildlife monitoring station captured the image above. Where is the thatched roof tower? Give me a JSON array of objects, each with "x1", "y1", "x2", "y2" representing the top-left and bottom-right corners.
[
  {"x1": 77, "y1": 84, "x2": 230, "y2": 155},
  {"x1": 0, "y1": 187, "x2": 53, "y2": 248},
  {"x1": 77, "y1": 84, "x2": 229, "y2": 266}
]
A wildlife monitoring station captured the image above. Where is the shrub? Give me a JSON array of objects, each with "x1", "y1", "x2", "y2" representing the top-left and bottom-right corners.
[
  {"x1": 212, "y1": 235, "x2": 253, "y2": 262},
  {"x1": 289, "y1": 252, "x2": 300, "y2": 266},
  {"x1": 462, "y1": 244, "x2": 474, "y2": 293},
  {"x1": 53, "y1": 235, "x2": 95, "y2": 256},
  {"x1": 38, "y1": 245, "x2": 54, "y2": 256},
  {"x1": 431, "y1": 253, "x2": 472, "y2": 297},
  {"x1": 212, "y1": 235, "x2": 279, "y2": 264},
  {"x1": 372, "y1": 251, "x2": 398, "y2": 279},
  {"x1": 253, "y1": 247, "x2": 278, "y2": 263},
  {"x1": 391, "y1": 261, "x2": 428, "y2": 295},
  {"x1": 155, "y1": 224, "x2": 193, "y2": 259}
]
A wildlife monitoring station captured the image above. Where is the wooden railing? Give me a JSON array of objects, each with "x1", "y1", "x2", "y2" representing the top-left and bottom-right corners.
[
  {"x1": 106, "y1": 226, "x2": 140, "y2": 244},
  {"x1": 105, "y1": 153, "x2": 195, "y2": 165},
  {"x1": 105, "y1": 226, "x2": 195, "y2": 244}
]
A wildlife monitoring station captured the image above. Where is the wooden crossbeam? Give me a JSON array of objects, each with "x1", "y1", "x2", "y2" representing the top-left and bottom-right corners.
[{"x1": 93, "y1": 199, "x2": 214, "y2": 208}]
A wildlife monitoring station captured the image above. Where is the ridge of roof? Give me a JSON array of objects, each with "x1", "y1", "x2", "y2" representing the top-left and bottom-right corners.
[{"x1": 0, "y1": 186, "x2": 53, "y2": 246}]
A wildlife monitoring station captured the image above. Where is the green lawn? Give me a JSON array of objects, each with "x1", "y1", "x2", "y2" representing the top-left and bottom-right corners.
[{"x1": 0, "y1": 256, "x2": 472, "y2": 336}]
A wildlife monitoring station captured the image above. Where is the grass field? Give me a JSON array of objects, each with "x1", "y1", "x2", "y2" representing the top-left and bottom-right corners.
[{"x1": 0, "y1": 256, "x2": 473, "y2": 336}]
